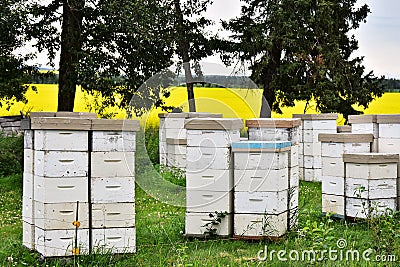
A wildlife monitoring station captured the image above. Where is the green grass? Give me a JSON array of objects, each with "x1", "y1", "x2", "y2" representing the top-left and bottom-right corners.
[
  {"x1": 1, "y1": 131, "x2": 400, "y2": 266},
  {"x1": 1, "y1": 176, "x2": 399, "y2": 266}
]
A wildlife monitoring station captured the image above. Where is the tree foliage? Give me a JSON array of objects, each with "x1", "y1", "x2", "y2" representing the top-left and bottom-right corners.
[
  {"x1": 26, "y1": 0, "x2": 175, "y2": 112},
  {"x1": 25, "y1": 0, "x2": 217, "y2": 113},
  {"x1": 0, "y1": 0, "x2": 38, "y2": 110},
  {"x1": 223, "y1": 0, "x2": 384, "y2": 119}
]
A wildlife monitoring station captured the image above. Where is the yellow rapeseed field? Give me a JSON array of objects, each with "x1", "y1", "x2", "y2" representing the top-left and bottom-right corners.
[{"x1": 1, "y1": 84, "x2": 400, "y2": 126}]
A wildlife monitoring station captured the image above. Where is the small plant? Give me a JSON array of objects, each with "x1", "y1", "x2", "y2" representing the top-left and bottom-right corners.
[
  {"x1": 366, "y1": 204, "x2": 400, "y2": 255},
  {"x1": 288, "y1": 186, "x2": 299, "y2": 230},
  {"x1": 0, "y1": 131, "x2": 23, "y2": 177},
  {"x1": 260, "y1": 213, "x2": 279, "y2": 237},
  {"x1": 202, "y1": 211, "x2": 228, "y2": 238},
  {"x1": 353, "y1": 185, "x2": 400, "y2": 255},
  {"x1": 353, "y1": 185, "x2": 369, "y2": 218},
  {"x1": 299, "y1": 213, "x2": 336, "y2": 250},
  {"x1": 159, "y1": 165, "x2": 186, "y2": 187},
  {"x1": 175, "y1": 244, "x2": 192, "y2": 267},
  {"x1": 239, "y1": 212, "x2": 276, "y2": 238}
]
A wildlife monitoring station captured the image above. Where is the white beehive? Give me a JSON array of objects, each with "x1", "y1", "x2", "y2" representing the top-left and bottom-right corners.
[
  {"x1": 165, "y1": 138, "x2": 187, "y2": 169},
  {"x1": 322, "y1": 194, "x2": 345, "y2": 216},
  {"x1": 158, "y1": 112, "x2": 222, "y2": 165},
  {"x1": 92, "y1": 228, "x2": 136, "y2": 254},
  {"x1": 185, "y1": 213, "x2": 233, "y2": 237},
  {"x1": 91, "y1": 151, "x2": 135, "y2": 178},
  {"x1": 246, "y1": 118, "x2": 301, "y2": 143},
  {"x1": 34, "y1": 176, "x2": 89, "y2": 203},
  {"x1": 377, "y1": 116, "x2": 400, "y2": 164},
  {"x1": 91, "y1": 177, "x2": 135, "y2": 203},
  {"x1": 34, "y1": 151, "x2": 89, "y2": 178},
  {"x1": 246, "y1": 119, "x2": 300, "y2": 190},
  {"x1": 343, "y1": 153, "x2": 399, "y2": 219},
  {"x1": 349, "y1": 115, "x2": 379, "y2": 152},
  {"x1": 232, "y1": 141, "x2": 296, "y2": 238},
  {"x1": 92, "y1": 203, "x2": 135, "y2": 228},
  {"x1": 92, "y1": 131, "x2": 136, "y2": 152},
  {"x1": 234, "y1": 191, "x2": 289, "y2": 214},
  {"x1": 319, "y1": 134, "x2": 373, "y2": 218},
  {"x1": 35, "y1": 228, "x2": 90, "y2": 257},
  {"x1": 186, "y1": 169, "x2": 232, "y2": 192},
  {"x1": 90, "y1": 119, "x2": 138, "y2": 254},
  {"x1": 34, "y1": 130, "x2": 88, "y2": 151},
  {"x1": 34, "y1": 202, "x2": 89, "y2": 230},
  {"x1": 22, "y1": 113, "x2": 140, "y2": 257},
  {"x1": 234, "y1": 213, "x2": 288, "y2": 237},
  {"x1": 184, "y1": 118, "x2": 243, "y2": 237},
  {"x1": 293, "y1": 114, "x2": 338, "y2": 182}
]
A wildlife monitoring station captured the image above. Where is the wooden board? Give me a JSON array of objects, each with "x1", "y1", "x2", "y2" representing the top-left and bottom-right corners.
[
  {"x1": 166, "y1": 138, "x2": 187, "y2": 145},
  {"x1": 343, "y1": 153, "x2": 400, "y2": 163},
  {"x1": 30, "y1": 117, "x2": 92, "y2": 130},
  {"x1": 158, "y1": 112, "x2": 222, "y2": 118},
  {"x1": 348, "y1": 114, "x2": 377, "y2": 124},
  {"x1": 292, "y1": 113, "x2": 338, "y2": 120},
  {"x1": 185, "y1": 118, "x2": 243, "y2": 130},
  {"x1": 376, "y1": 114, "x2": 400, "y2": 124},
  {"x1": 337, "y1": 125, "x2": 352, "y2": 133},
  {"x1": 91, "y1": 119, "x2": 140, "y2": 131},
  {"x1": 318, "y1": 133, "x2": 373, "y2": 143},
  {"x1": 246, "y1": 118, "x2": 301, "y2": 128}
]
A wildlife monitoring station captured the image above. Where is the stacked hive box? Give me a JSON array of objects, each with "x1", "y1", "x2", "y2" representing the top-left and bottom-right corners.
[
  {"x1": 23, "y1": 115, "x2": 93, "y2": 256},
  {"x1": 22, "y1": 113, "x2": 96, "y2": 252},
  {"x1": 245, "y1": 118, "x2": 301, "y2": 226},
  {"x1": 158, "y1": 113, "x2": 222, "y2": 168},
  {"x1": 246, "y1": 119, "x2": 301, "y2": 143},
  {"x1": 159, "y1": 113, "x2": 187, "y2": 167},
  {"x1": 232, "y1": 141, "x2": 297, "y2": 238},
  {"x1": 184, "y1": 118, "x2": 242, "y2": 237},
  {"x1": 344, "y1": 153, "x2": 399, "y2": 219},
  {"x1": 91, "y1": 119, "x2": 137, "y2": 254},
  {"x1": 349, "y1": 115, "x2": 379, "y2": 152},
  {"x1": 293, "y1": 114, "x2": 338, "y2": 182},
  {"x1": 376, "y1": 115, "x2": 400, "y2": 154},
  {"x1": 22, "y1": 113, "x2": 139, "y2": 257},
  {"x1": 318, "y1": 134, "x2": 373, "y2": 218},
  {"x1": 376, "y1": 115, "x2": 400, "y2": 208},
  {"x1": 166, "y1": 138, "x2": 187, "y2": 168}
]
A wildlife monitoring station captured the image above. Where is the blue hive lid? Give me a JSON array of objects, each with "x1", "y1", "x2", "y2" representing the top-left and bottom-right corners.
[{"x1": 231, "y1": 141, "x2": 292, "y2": 149}]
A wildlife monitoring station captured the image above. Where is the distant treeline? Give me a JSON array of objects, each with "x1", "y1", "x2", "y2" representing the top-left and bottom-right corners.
[
  {"x1": 29, "y1": 73, "x2": 400, "y2": 91},
  {"x1": 382, "y1": 78, "x2": 400, "y2": 92}
]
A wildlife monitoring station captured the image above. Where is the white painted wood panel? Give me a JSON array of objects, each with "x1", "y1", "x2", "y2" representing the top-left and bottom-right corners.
[{"x1": 34, "y1": 130, "x2": 88, "y2": 151}]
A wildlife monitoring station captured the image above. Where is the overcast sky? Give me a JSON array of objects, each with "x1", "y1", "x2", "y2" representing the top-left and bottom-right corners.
[{"x1": 27, "y1": 0, "x2": 399, "y2": 78}]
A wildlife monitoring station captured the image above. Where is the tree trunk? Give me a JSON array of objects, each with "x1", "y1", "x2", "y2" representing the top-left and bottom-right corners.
[
  {"x1": 173, "y1": 0, "x2": 196, "y2": 112},
  {"x1": 58, "y1": 0, "x2": 84, "y2": 111},
  {"x1": 260, "y1": 42, "x2": 282, "y2": 118}
]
